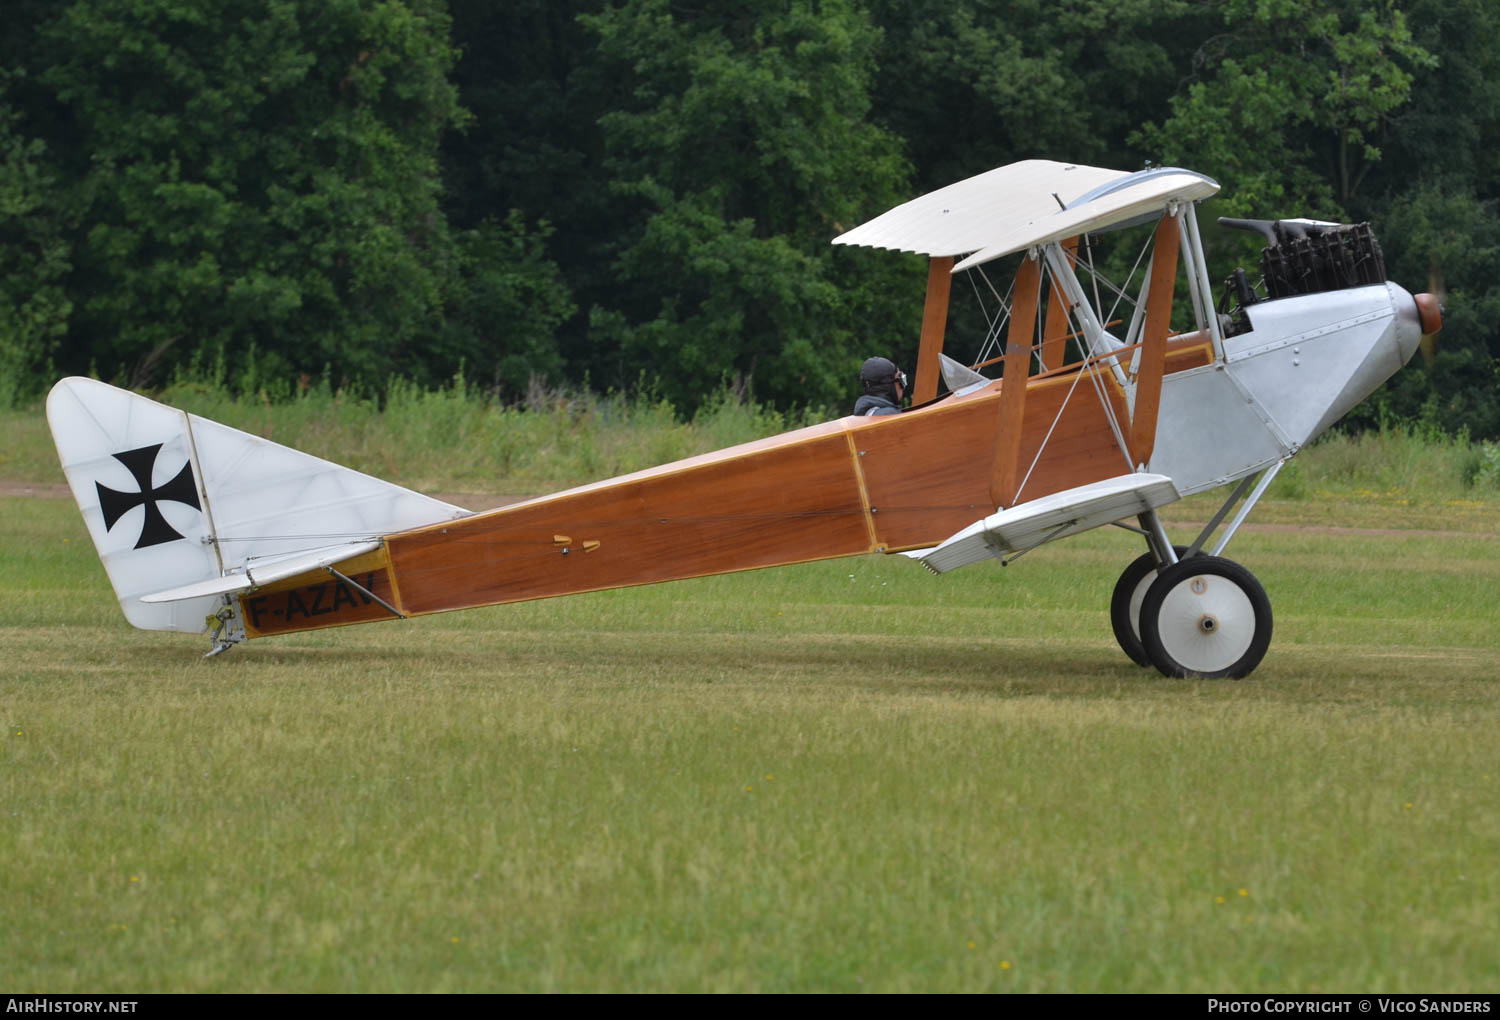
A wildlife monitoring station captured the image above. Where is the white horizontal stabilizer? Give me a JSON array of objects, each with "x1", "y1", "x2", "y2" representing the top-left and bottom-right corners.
[
  {"x1": 139, "y1": 539, "x2": 382, "y2": 603},
  {"x1": 914, "y1": 473, "x2": 1181, "y2": 574}
]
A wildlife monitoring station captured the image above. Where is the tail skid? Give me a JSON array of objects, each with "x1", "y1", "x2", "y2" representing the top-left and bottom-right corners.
[{"x1": 47, "y1": 378, "x2": 469, "y2": 652}]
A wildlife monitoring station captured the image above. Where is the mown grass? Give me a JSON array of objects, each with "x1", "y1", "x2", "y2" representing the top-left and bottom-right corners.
[{"x1": 2, "y1": 484, "x2": 1497, "y2": 991}]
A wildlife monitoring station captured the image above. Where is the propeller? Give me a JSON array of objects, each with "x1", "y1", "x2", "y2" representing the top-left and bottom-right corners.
[{"x1": 1415, "y1": 257, "x2": 1447, "y2": 369}]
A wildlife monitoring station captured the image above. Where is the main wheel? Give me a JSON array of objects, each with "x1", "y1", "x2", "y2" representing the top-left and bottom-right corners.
[
  {"x1": 1109, "y1": 546, "x2": 1190, "y2": 667},
  {"x1": 1139, "y1": 556, "x2": 1272, "y2": 679}
]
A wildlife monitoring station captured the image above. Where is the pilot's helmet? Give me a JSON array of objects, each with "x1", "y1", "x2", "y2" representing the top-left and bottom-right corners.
[{"x1": 860, "y1": 357, "x2": 906, "y2": 393}]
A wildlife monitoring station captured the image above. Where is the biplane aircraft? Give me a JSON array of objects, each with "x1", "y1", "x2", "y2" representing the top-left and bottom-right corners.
[{"x1": 48, "y1": 160, "x2": 1442, "y2": 677}]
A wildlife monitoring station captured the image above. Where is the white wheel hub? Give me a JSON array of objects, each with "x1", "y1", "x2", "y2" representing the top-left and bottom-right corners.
[{"x1": 1155, "y1": 571, "x2": 1255, "y2": 673}]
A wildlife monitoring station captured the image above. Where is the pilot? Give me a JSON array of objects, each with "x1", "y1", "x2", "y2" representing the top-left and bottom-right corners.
[{"x1": 853, "y1": 357, "x2": 906, "y2": 416}]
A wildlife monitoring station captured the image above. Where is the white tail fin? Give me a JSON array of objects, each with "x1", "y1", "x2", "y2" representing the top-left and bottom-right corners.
[{"x1": 47, "y1": 377, "x2": 468, "y2": 634}]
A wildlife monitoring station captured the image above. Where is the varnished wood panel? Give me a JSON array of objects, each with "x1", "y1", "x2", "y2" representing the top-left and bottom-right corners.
[
  {"x1": 387, "y1": 431, "x2": 875, "y2": 616},
  {"x1": 854, "y1": 367, "x2": 1131, "y2": 549},
  {"x1": 254, "y1": 338, "x2": 1218, "y2": 637},
  {"x1": 1165, "y1": 339, "x2": 1212, "y2": 374},
  {"x1": 393, "y1": 362, "x2": 1137, "y2": 616},
  {"x1": 1008, "y1": 370, "x2": 1135, "y2": 503},
  {"x1": 239, "y1": 549, "x2": 401, "y2": 638}
]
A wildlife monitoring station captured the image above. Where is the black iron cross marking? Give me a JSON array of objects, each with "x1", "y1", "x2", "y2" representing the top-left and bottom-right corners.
[{"x1": 95, "y1": 444, "x2": 202, "y2": 549}]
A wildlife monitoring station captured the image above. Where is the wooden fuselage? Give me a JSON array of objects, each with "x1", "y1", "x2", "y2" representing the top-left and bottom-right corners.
[{"x1": 238, "y1": 342, "x2": 1212, "y2": 638}]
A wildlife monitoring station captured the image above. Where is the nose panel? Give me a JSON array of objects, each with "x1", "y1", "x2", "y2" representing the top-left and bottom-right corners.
[{"x1": 1387, "y1": 282, "x2": 1423, "y2": 366}]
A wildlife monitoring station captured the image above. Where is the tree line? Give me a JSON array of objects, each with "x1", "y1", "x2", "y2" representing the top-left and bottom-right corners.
[{"x1": 2, "y1": 0, "x2": 1496, "y2": 437}]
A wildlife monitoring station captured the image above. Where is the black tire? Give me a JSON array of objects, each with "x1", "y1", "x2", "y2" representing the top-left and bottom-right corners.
[
  {"x1": 1139, "y1": 556, "x2": 1272, "y2": 679},
  {"x1": 1109, "y1": 545, "x2": 1191, "y2": 667}
]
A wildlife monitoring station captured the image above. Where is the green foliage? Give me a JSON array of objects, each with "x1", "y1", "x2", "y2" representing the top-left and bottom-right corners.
[
  {"x1": 1285, "y1": 424, "x2": 1495, "y2": 504},
  {"x1": 1134, "y1": 0, "x2": 1435, "y2": 218},
  {"x1": 1344, "y1": 181, "x2": 1500, "y2": 439},
  {"x1": 868, "y1": 0, "x2": 1212, "y2": 189},
  {"x1": 1267, "y1": 458, "x2": 1308, "y2": 500},
  {"x1": 0, "y1": 97, "x2": 70, "y2": 408},
  {"x1": 1461, "y1": 441, "x2": 1500, "y2": 490},
  {"x1": 440, "y1": 0, "x2": 604, "y2": 234},
  {"x1": 1126, "y1": 0, "x2": 1500, "y2": 441},
  {"x1": 2, "y1": 0, "x2": 1498, "y2": 440},
  {"x1": 1382, "y1": 0, "x2": 1500, "y2": 193},
  {"x1": 438, "y1": 212, "x2": 576, "y2": 399},
  {"x1": 438, "y1": 0, "x2": 593, "y2": 369},
  {"x1": 1354, "y1": 0, "x2": 1500, "y2": 442},
  {"x1": 1, "y1": 0, "x2": 465, "y2": 402},
  {"x1": 582, "y1": 0, "x2": 915, "y2": 411}
]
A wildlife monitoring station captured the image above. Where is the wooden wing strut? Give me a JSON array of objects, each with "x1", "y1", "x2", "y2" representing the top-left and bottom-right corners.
[
  {"x1": 1127, "y1": 214, "x2": 1181, "y2": 468},
  {"x1": 988, "y1": 253, "x2": 1043, "y2": 509},
  {"x1": 912, "y1": 256, "x2": 954, "y2": 405}
]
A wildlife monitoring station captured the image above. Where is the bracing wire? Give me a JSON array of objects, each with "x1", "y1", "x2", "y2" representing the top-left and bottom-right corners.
[
  {"x1": 965, "y1": 262, "x2": 1000, "y2": 340},
  {"x1": 1082, "y1": 353, "x2": 1137, "y2": 473},
  {"x1": 1103, "y1": 234, "x2": 1155, "y2": 330},
  {"x1": 1014, "y1": 334, "x2": 1092, "y2": 503},
  {"x1": 969, "y1": 264, "x2": 1016, "y2": 370}
]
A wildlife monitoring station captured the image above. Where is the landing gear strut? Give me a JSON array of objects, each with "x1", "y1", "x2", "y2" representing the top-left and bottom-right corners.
[{"x1": 1108, "y1": 500, "x2": 1274, "y2": 678}]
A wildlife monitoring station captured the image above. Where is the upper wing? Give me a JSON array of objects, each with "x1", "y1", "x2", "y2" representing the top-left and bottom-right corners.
[
  {"x1": 832, "y1": 159, "x2": 1126, "y2": 257},
  {"x1": 833, "y1": 160, "x2": 1218, "y2": 271}
]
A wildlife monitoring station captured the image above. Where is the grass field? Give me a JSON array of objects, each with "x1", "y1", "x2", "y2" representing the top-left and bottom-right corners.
[
  {"x1": 4, "y1": 489, "x2": 1498, "y2": 992},
  {"x1": 2, "y1": 394, "x2": 1499, "y2": 991}
]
